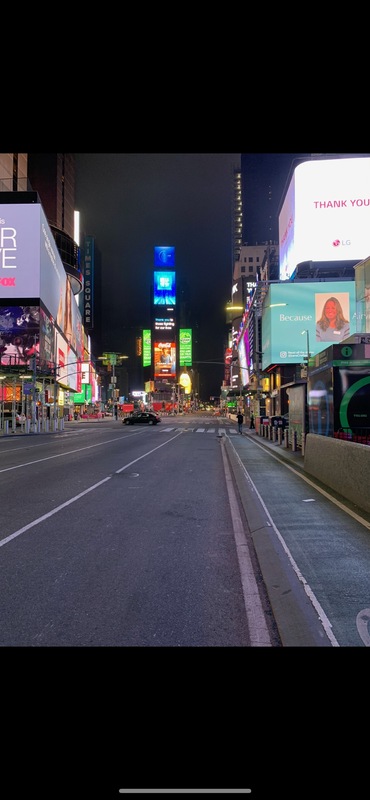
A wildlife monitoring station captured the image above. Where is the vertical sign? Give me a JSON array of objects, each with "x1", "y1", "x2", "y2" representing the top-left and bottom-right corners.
[
  {"x1": 143, "y1": 329, "x2": 151, "y2": 367},
  {"x1": 84, "y1": 235, "x2": 94, "y2": 329},
  {"x1": 179, "y1": 328, "x2": 192, "y2": 366}
]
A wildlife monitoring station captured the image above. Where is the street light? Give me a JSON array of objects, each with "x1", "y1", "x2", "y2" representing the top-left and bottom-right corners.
[{"x1": 97, "y1": 353, "x2": 129, "y2": 416}]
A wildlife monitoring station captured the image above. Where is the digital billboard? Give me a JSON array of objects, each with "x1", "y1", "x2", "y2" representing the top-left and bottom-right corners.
[
  {"x1": 0, "y1": 304, "x2": 39, "y2": 366},
  {"x1": 237, "y1": 327, "x2": 250, "y2": 386},
  {"x1": 179, "y1": 329, "x2": 192, "y2": 366},
  {"x1": 154, "y1": 340, "x2": 176, "y2": 378},
  {"x1": 261, "y1": 281, "x2": 357, "y2": 368},
  {"x1": 0, "y1": 201, "x2": 84, "y2": 363},
  {"x1": 154, "y1": 316, "x2": 175, "y2": 332},
  {"x1": 153, "y1": 271, "x2": 176, "y2": 306},
  {"x1": 154, "y1": 246, "x2": 175, "y2": 267},
  {"x1": 55, "y1": 330, "x2": 80, "y2": 392},
  {"x1": 279, "y1": 157, "x2": 370, "y2": 279},
  {"x1": 143, "y1": 329, "x2": 151, "y2": 367}
]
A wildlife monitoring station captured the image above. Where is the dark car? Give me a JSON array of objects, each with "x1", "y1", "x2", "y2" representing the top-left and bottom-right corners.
[{"x1": 123, "y1": 411, "x2": 161, "y2": 426}]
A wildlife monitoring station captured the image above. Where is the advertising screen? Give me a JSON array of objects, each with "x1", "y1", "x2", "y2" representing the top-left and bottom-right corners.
[
  {"x1": 154, "y1": 340, "x2": 176, "y2": 378},
  {"x1": 154, "y1": 246, "x2": 175, "y2": 267},
  {"x1": 154, "y1": 316, "x2": 175, "y2": 332},
  {"x1": 261, "y1": 281, "x2": 356, "y2": 368},
  {"x1": 55, "y1": 330, "x2": 79, "y2": 392},
  {"x1": 334, "y1": 367, "x2": 370, "y2": 431},
  {"x1": 0, "y1": 203, "x2": 41, "y2": 299},
  {"x1": 179, "y1": 329, "x2": 192, "y2": 366},
  {"x1": 39, "y1": 305, "x2": 55, "y2": 371},
  {"x1": 142, "y1": 329, "x2": 151, "y2": 367},
  {"x1": 237, "y1": 327, "x2": 249, "y2": 386},
  {"x1": 0, "y1": 304, "x2": 39, "y2": 366},
  {"x1": 279, "y1": 157, "x2": 370, "y2": 279},
  {"x1": 153, "y1": 271, "x2": 176, "y2": 306},
  {"x1": 0, "y1": 202, "x2": 84, "y2": 364}
]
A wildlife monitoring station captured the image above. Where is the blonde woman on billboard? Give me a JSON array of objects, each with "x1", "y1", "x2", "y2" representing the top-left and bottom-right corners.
[{"x1": 316, "y1": 295, "x2": 350, "y2": 342}]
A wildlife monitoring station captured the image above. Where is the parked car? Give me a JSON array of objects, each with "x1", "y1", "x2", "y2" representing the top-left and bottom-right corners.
[
  {"x1": 123, "y1": 411, "x2": 161, "y2": 425},
  {"x1": 270, "y1": 414, "x2": 289, "y2": 430},
  {"x1": 2, "y1": 410, "x2": 26, "y2": 426}
]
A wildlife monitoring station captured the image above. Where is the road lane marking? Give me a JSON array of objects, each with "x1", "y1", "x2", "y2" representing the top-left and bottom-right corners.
[{"x1": 0, "y1": 433, "x2": 182, "y2": 548}]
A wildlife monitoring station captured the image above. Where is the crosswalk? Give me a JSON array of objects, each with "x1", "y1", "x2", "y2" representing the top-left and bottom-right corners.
[{"x1": 158, "y1": 425, "x2": 239, "y2": 435}]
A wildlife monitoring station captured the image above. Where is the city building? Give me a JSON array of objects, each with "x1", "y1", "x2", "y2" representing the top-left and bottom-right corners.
[
  {"x1": 229, "y1": 154, "x2": 370, "y2": 434},
  {"x1": 0, "y1": 153, "x2": 101, "y2": 429}
]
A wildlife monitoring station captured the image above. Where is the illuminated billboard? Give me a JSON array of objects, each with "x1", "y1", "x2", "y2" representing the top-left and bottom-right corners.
[
  {"x1": 179, "y1": 328, "x2": 192, "y2": 366},
  {"x1": 0, "y1": 202, "x2": 84, "y2": 361},
  {"x1": 0, "y1": 304, "x2": 39, "y2": 366},
  {"x1": 154, "y1": 246, "x2": 175, "y2": 267},
  {"x1": 237, "y1": 327, "x2": 250, "y2": 387},
  {"x1": 154, "y1": 316, "x2": 175, "y2": 332},
  {"x1": 279, "y1": 157, "x2": 370, "y2": 279},
  {"x1": 154, "y1": 340, "x2": 176, "y2": 378},
  {"x1": 261, "y1": 281, "x2": 357, "y2": 368},
  {"x1": 143, "y1": 329, "x2": 151, "y2": 367},
  {"x1": 153, "y1": 271, "x2": 176, "y2": 306}
]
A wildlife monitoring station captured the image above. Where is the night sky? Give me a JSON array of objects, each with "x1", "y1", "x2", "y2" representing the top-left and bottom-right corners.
[
  {"x1": 74, "y1": 152, "x2": 352, "y2": 399},
  {"x1": 74, "y1": 153, "x2": 240, "y2": 399}
]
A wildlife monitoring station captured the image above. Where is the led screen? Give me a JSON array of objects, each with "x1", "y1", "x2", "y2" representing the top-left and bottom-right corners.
[
  {"x1": 0, "y1": 304, "x2": 39, "y2": 366},
  {"x1": 335, "y1": 367, "x2": 370, "y2": 431},
  {"x1": 154, "y1": 246, "x2": 175, "y2": 267},
  {"x1": 143, "y1": 329, "x2": 151, "y2": 367},
  {"x1": 179, "y1": 329, "x2": 192, "y2": 367},
  {"x1": 153, "y1": 271, "x2": 176, "y2": 306},
  {"x1": 261, "y1": 281, "x2": 356, "y2": 368},
  {"x1": 0, "y1": 202, "x2": 84, "y2": 361},
  {"x1": 279, "y1": 157, "x2": 370, "y2": 279},
  {"x1": 154, "y1": 341, "x2": 176, "y2": 378},
  {"x1": 237, "y1": 327, "x2": 249, "y2": 386}
]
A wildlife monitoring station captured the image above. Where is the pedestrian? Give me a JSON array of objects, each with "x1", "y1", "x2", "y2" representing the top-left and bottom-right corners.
[
  {"x1": 250, "y1": 413, "x2": 255, "y2": 429},
  {"x1": 237, "y1": 411, "x2": 244, "y2": 434}
]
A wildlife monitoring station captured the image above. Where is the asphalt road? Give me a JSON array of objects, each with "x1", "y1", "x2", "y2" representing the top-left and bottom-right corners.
[
  {"x1": 1, "y1": 411, "x2": 369, "y2": 647},
  {"x1": 0, "y1": 414, "x2": 279, "y2": 647}
]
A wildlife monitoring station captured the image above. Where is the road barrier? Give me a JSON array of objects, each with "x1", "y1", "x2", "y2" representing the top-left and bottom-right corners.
[{"x1": 304, "y1": 433, "x2": 370, "y2": 514}]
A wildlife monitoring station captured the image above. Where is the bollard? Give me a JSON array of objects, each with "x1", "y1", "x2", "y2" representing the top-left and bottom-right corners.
[
  {"x1": 283, "y1": 429, "x2": 289, "y2": 448},
  {"x1": 292, "y1": 430, "x2": 297, "y2": 452},
  {"x1": 272, "y1": 427, "x2": 277, "y2": 443},
  {"x1": 277, "y1": 427, "x2": 282, "y2": 445}
]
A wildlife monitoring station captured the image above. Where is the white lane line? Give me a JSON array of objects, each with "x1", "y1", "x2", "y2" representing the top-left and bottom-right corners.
[
  {"x1": 228, "y1": 438, "x2": 340, "y2": 647},
  {"x1": 248, "y1": 437, "x2": 370, "y2": 531},
  {"x1": 220, "y1": 438, "x2": 272, "y2": 646},
  {"x1": 0, "y1": 433, "x2": 182, "y2": 548}
]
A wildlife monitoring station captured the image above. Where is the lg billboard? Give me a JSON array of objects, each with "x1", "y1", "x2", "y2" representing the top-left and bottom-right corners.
[{"x1": 279, "y1": 157, "x2": 370, "y2": 280}]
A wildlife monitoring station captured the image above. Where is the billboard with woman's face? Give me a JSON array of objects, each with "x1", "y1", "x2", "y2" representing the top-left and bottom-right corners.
[{"x1": 261, "y1": 281, "x2": 356, "y2": 368}]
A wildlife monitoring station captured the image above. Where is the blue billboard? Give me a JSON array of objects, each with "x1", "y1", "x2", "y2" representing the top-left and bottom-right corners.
[
  {"x1": 261, "y1": 281, "x2": 357, "y2": 368},
  {"x1": 153, "y1": 270, "x2": 176, "y2": 306},
  {"x1": 154, "y1": 246, "x2": 175, "y2": 267}
]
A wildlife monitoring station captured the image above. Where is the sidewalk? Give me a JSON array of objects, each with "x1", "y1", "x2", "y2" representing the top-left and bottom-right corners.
[{"x1": 229, "y1": 415, "x2": 304, "y2": 468}]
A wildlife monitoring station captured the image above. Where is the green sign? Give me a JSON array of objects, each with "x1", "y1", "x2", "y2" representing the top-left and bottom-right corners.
[
  {"x1": 179, "y1": 328, "x2": 192, "y2": 366},
  {"x1": 102, "y1": 352, "x2": 117, "y2": 366},
  {"x1": 143, "y1": 330, "x2": 151, "y2": 367}
]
